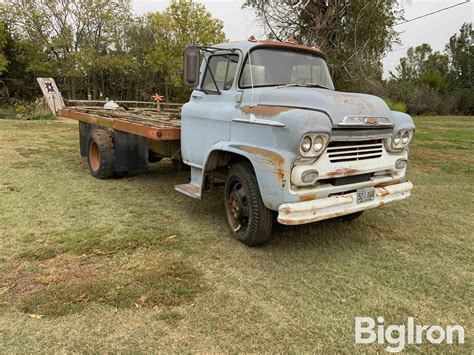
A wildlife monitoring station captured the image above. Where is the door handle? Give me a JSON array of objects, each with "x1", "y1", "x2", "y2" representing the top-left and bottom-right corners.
[{"x1": 192, "y1": 93, "x2": 203, "y2": 99}]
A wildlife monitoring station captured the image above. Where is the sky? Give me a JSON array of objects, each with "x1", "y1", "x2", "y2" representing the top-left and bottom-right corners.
[{"x1": 132, "y1": 0, "x2": 473, "y2": 78}]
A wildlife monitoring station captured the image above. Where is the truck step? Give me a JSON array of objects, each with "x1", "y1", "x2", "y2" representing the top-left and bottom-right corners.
[{"x1": 175, "y1": 183, "x2": 201, "y2": 199}]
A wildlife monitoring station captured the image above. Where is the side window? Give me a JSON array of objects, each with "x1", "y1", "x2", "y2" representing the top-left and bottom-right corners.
[{"x1": 202, "y1": 54, "x2": 239, "y2": 92}]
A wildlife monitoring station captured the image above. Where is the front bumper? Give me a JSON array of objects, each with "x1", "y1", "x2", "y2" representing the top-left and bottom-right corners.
[{"x1": 277, "y1": 181, "x2": 413, "y2": 225}]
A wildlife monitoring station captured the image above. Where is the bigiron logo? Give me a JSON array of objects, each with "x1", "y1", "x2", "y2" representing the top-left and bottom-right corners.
[{"x1": 355, "y1": 317, "x2": 465, "y2": 353}]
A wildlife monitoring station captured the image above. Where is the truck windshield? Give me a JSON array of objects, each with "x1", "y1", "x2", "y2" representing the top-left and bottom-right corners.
[{"x1": 239, "y1": 48, "x2": 334, "y2": 90}]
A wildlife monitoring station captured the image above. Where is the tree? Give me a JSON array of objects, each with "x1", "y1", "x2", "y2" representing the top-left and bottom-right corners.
[
  {"x1": 446, "y1": 22, "x2": 473, "y2": 90},
  {"x1": 0, "y1": 21, "x2": 8, "y2": 74},
  {"x1": 390, "y1": 44, "x2": 449, "y2": 93},
  {"x1": 144, "y1": 0, "x2": 226, "y2": 99},
  {"x1": 243, "y1": 0, "x2": 402, "y2": 91}
]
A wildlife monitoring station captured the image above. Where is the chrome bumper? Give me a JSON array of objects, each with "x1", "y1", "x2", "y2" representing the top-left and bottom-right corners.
[{"x1": 277, "y1": 181, "x2": 413, "y2": 225}]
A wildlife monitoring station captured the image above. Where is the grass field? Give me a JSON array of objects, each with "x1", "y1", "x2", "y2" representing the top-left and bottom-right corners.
[{"x1": 0, "y1": 116, "x2": 472, "y2": 353}]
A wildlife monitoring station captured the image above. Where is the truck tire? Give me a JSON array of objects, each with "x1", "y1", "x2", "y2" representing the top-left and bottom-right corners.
[
  {"x1": 87, "y1": 129, "x2": 115, "y2": 179},
  {"x1": 224, "y1": 162, "x2": 273, "y2": 246}
]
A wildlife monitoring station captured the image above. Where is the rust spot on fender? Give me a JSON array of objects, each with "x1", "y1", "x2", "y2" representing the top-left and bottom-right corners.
[
  {"x1": 327, "y1": 168, "x2": 359, "y2": 178},
  {"x1": 298, "y1": 194, "x2": 317, "y2": 202},
  {"x1": 235, "y1": 145, "x2": 286, "y2": 182},
  {"x1": 242, "y1": 105, "x2": 292, "y2": 117}
]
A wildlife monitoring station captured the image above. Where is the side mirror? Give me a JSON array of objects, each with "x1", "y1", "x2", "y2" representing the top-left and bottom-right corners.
[{"x1": 183, "y1": 46, "x2": 201, "y2": 87}]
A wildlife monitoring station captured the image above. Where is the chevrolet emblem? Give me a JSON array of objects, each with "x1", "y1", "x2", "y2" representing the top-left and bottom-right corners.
[{"x1": 365, "y1": 117, "x2": 378, "y2": 124}]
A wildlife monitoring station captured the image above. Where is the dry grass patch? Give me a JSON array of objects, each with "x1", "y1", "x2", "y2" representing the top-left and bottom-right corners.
[
  {"x1": 1, "y1": 252, "x2": 202, "y2": 317},
  {"x1": 18, "y1": 228, "x2": 182, "y2": 261}
]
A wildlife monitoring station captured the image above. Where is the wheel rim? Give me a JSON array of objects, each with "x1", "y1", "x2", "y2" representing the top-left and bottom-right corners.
[
  {"x1": 227, "y1": 177, "x2": 250, "y2": 232},
  {"x1": 89, "y1": 141, "x2": 100, "y2": 172}
]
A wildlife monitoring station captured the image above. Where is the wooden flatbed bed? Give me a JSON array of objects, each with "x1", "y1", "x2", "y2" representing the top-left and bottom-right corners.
[{"x1": 58, "y1": 106, "x2": 182, "y2": 141}]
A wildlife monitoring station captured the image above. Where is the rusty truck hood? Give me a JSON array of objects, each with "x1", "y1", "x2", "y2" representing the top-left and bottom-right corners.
[{"x1": 256, "y1": 87, "x2": 392, "y2": 125}]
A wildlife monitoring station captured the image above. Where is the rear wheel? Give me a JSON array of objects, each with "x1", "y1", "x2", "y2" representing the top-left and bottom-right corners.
[
  {"x1": 87, "y1": 129, "x2": 115, "y2": 179},
  {"x1": 224, "y1": 162, "x2": 272, "y2": 246}
]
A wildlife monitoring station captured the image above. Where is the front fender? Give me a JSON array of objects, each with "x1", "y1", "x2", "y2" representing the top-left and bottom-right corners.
[
  {"x1": 202, "y1": 109, "x2": 334, "y2": 210},
  {"x1": 202, "y1": 142, "x2": 293, "y2": 211},
  {"x1": 390, "y1": 111, "x2": 415, "y2": 135}
]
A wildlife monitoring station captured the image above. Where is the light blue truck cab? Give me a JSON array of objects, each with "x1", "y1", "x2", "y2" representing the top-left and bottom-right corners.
[{"x1": 177, "y1": 38, "x2": 414, "y2": 246}]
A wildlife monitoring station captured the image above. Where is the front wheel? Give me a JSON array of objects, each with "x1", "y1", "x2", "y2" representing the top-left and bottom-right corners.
[{"x1": 224, "y1": 162, "x2": 273, "y2": 246}]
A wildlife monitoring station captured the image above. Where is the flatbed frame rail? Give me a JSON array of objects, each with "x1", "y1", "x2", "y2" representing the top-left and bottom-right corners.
[{"x1": 58, "y1": 107, "x2": 182, "y2": 141}]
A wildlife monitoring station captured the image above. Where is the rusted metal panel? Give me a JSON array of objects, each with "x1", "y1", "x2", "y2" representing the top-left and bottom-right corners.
[
  {"x1": 58, "y1": 108, "x2": 181, "y2": 141},
  {"x1": 278, "y1": 181, "x2": 413, "y2": 225},
  {"x1": 242, "y1": 105, "x2": 293, "y2": 117},
  {"x1": 232, "y1": 145, "x2": 286, "y2": 183},
  {"x1": 257, "y1": 40, "x2": 324, "y2": 56}
]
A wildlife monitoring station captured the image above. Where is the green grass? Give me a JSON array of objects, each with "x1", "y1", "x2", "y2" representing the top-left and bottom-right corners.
[
  {"x1": 0, "y1": 116, "x2": 472, "y2": 353},
  {"x1": 0, "y1": 107, "x2": 57, "y2": 120}
]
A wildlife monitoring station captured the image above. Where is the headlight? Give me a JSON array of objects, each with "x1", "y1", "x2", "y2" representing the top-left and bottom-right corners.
[
  {"x1": 402, "y1": 131, "x2": 411, "y2": 144},
  {"x1": 300, "y1": 133, "x2": 329, "y2": 157},
  {"x1": 301, "y1": 136, "x2": 312, "y2": 153},
  {"x1": 385, "y1": 129, "x2": 414, "y2": 152},
  {"x1": 313, "y1": 136, "x2": 325, "y2": 152}
]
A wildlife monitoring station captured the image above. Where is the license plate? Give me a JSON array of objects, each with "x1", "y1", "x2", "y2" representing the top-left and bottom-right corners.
[{"x1": 357, "y1": 188, "x2": 376, "y2": 204}]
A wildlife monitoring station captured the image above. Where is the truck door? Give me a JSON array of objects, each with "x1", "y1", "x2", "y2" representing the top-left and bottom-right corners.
[{"x1": 181, "y1": 53, "x2": 240, "y2": 166}]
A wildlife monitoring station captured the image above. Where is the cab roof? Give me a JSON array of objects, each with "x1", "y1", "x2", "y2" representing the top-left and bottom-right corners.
[{"x1": 212, "y1": 39, "x2": 325, "y2": 57}]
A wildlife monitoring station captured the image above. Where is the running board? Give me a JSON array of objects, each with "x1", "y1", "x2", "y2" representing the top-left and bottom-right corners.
[{"x1": 175, "y1": 183, "x2": 201, "y2": 199}]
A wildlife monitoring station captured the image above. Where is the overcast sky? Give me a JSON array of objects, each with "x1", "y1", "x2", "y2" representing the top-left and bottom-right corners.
[{"x1": 133, "y1": 0, "x2": 473, "y2": 78}]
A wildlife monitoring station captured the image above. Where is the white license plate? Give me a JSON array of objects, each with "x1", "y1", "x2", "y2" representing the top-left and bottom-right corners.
[{"x1": 357, "y1": 188, "x2": 376, "y2": 204}]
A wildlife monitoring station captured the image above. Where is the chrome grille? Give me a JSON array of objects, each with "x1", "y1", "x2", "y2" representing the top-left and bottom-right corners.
[{"x1": 327, "y1": 139, "x2": 383, "y2": 163}]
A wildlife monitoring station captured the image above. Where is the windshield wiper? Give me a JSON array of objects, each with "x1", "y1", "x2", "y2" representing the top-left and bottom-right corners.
[{"x1": 278, "y1": 83, "x2": 330, "y2": 90}]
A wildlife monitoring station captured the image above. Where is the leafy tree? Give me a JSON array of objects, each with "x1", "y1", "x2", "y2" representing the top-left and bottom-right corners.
[
  {"x1": 243, "y1": 0, "x2": 402, "y2": 91},
  {"x1": 144, "y1": 0, "x2": 226, "y2": 98},
  {"x1": 390, "y1": 44, "x2": 449, "y2": 93},
  {"x1": 0, "y1": 21, "x2": 9, "y2": 74},
  {"x1": 446, "y1": 22, "x2": 473, "y2": 90}
]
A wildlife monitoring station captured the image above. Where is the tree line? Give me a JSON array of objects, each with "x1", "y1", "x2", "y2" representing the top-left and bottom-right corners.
[
  {"x1": 385, "y1": 23, "x2": 473, "y2": 114},
  {"x1": 0, "y1": 0, "x2": 225, "y2": 104},
  {"x1": 0, "y1": 0, "x2": 472, "y2": 115}
]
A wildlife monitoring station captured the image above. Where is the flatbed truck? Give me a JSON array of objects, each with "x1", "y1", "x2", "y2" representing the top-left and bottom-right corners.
[{"x1": 38, "y1": 38, "x2": 414, "y2": 246}]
